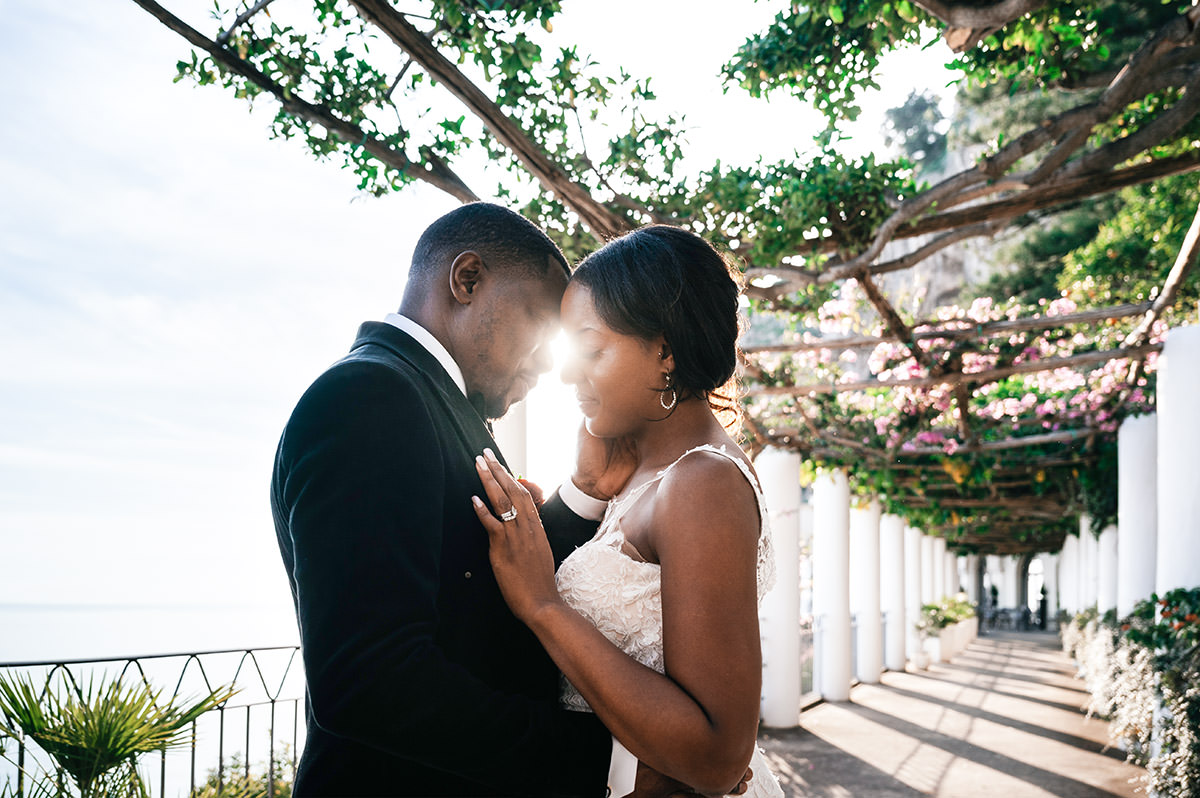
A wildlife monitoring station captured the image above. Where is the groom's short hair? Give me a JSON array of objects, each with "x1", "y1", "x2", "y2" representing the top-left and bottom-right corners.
[{"x1": 410, "y1": 202, "x2": 569, "y2": 282}]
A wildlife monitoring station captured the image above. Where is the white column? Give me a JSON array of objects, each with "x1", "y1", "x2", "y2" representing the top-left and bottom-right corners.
[
  {"x1": 1098, "y1": 525, "x2": 1118, "y2": 615},
  {"x1": 1157, "y1": 326, "x2": 1200, "y2": 594},
  {"x1": 963, "y1": 555, "x2": 980, "y2": 604},
  {"x1": 1003, "y1": 555, "x2": 1021, "y2": 608},
  {"x1": 945, "y1": 551, "x2": 958, "y2": 596},
  {"x1": 756, "y1": 448, "x2": 802, "y2": 728},
  {"x1": 920, "y1": 536, "x2": 935, "y2": 605},
  {"x1": 984, "y1": 555, "x2": 1001, "y2": 608},
  {"x1": 849, "y1": 500, "x2": 882, "y2": 684},
  {"x1": 1041, "y1": 553, "x2": 1060, "y2": 630},
  {"x1": 932, "y1": 537, "x2": 947, "y2": 600},
  {"x1": 813, "y1": 469, "x2": 851, "y2": 702},
  {"x1": 904, "y1": 526, "x2": 923, "y2": 666},
  {"x1": 1080, "y1": 516, "x2": 1098, "y2": 609},
  {"x1": 1118, "y1": 413, "x2": 1158, "y2": 618},
  {"x1": 492, "y1": 399, "x2": 528, "y2": 477},
  {"x1": 1060, "y1": 535, "x2": 1078, "y2": 616},
  {"x1": 880, "y1": 514, "x2": 907, "y2": 672}
]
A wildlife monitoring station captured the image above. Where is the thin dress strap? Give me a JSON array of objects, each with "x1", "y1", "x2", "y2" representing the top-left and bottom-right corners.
[{"x1": 597, "y1": 444, "x2": 777, "y2": 599}]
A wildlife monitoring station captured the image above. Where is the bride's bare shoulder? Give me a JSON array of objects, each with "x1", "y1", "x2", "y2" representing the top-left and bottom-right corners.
[{"x1": 651, "y1": 447, "x2": 761, "y2": 549}]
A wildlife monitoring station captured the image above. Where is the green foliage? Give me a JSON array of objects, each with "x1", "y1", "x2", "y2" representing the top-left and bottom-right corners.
[
  {"x1": 1060, "y1": 173, "x2": 1200, "y2": 309},
  {"x1": 193, "y1": 747, "x2": 294, "y2": 798},
  {"x1": 1072, "y1": 590, "x2": 1200, "y2": 794},
  {"x1": 0, "y1": 673, "x2": 234, "y2": 798},
  {"x1": 917, "y1": 595, "x2": 976, "y2": 637},
  {"x1": 1125, "y1": 588, "x2": 1200, "y2": 654},
  {"x1": 723, "y1": 0, "x2": 936, "y2": 123},
  {"x1": 881, "y1": 89, "x2": 947, "y2": 175},
  {"x1": 972, "y1": 198, "x2": 1121, "y2": 306},
  {"x1": 952, "y1": 1, "x2": 1185, "y2": 90}
]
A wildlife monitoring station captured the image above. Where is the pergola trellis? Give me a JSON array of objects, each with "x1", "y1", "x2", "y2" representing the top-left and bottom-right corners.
[
  {"x1": 737, "y1": 196, "x2": 1200, "y2": 555},
  {"x1": 131, "y1": 0, "x2": 1200, "y2": 553}
]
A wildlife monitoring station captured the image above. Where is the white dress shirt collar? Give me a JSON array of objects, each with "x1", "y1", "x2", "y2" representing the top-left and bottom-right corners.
[{"x1": 382, "y1": 313, "x2": 467, "y2": 397}]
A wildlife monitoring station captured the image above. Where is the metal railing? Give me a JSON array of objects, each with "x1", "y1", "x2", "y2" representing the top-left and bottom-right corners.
[{"x1": 0, "y1": 647, "x2": 304, "y2": 798}]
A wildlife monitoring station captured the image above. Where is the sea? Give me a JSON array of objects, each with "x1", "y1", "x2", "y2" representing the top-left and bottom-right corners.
[{"x1": 0, "y1": 602, "x2": 300, "y2": 665}]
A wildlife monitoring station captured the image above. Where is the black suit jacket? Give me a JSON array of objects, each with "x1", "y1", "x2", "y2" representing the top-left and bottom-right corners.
[{"x1": 270, "y1": 322, "x2": 611, "y2": 797}]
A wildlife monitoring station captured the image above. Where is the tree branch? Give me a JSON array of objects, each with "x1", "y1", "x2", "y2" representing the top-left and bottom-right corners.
[
  {"x1": 216, "y1": 0, "x2": 275, "y2": 46},
  {"x1": 741, "y1": 301, "x2": 1153, "y2": 354},
  {"x1": 746, "y1": 343, "x2": 1163, "y2": 396},
  {"x1": 1124, "y1": 196, "x2": 1200, "y2": 347},
  {"x1": 347, "y1": 0, "x2": 632, "y2": 241},
  {"x1": 130, "y1": 0, "x2": 480, "y2": 203},
  {"x1": 912, "y1": 0, "x2": 1049, "y2": 30},
  {"x1": 856, "y1": 272, "x2": 938, "y2": 372}
]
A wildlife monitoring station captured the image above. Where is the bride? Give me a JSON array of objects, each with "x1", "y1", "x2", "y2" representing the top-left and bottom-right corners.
[{"x1": 471, "y1": 225, "x2": 783, "y2": 798}]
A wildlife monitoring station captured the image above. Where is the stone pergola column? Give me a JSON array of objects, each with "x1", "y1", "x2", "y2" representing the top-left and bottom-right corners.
[
  {"x1": 964, "y1": 554, "x2": 982, "y2": 604},
  {"x1": 1079, "y1": 516, "x2": 1099, "y2": 609},
  {"x1": 1098, "y1": 525, "x2": 1118, "y2": 615},
  {"x1": 849, "y1": 500, "x2": 882, "y2": 684},
  {"x1": 1157, "y1": 326, "x2": 1200, "y2": 594},
  {"x1": 945, "y1": 550, "x2": 959, "y2": 596},
  {"x1": 879, "y1": 513, "x2": 907, "y2": 672},
  {"x1": 983, "y1": 555, "x2": 1000, "y2": 607},
  {"x1": 1041, "y1": 553, "x2": 1060, "y2": 630},
  {"x1": 932, "y1": 536, "x2": 947, "y2": 600},
  {"x1": 1059, "y1": 534, "x2": 1078, "y2": 616},
  {"x1": 813, "y1": 468, "x2": 851, "y2": 702},
  {"x1": 920, "y1": 535, "x2": 935, "y2": 605},
  {"x1": 904, "y1": 525, "x2": 923, "y2": 665},
  {"x1": 1000, "y1": 556, "x2": 1020, "y2": 608},
  {"x1": 1118, "y1": 413, "x2": 1158, "y2": 617},
  {"x1": 755, "y1": 448, "x2": 802, "y2": 728}
]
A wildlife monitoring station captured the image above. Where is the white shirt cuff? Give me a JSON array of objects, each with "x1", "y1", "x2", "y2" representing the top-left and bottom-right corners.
[
  {"x1": 557, "y1": 478, "x2": 608, "y2": 521},
  {"x1": 607, "y1": 735, "x2": 638, "y2": 797}
]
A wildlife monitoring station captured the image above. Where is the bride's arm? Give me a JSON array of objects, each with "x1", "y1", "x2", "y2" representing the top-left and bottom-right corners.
[{"x1": 473, "y1": 449, "x2": 762, "y2": 796}]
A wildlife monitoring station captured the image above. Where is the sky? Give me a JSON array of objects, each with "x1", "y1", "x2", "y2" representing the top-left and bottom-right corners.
[{"x1": 0, "y1": 0, "x2": 952, "y2": 658}]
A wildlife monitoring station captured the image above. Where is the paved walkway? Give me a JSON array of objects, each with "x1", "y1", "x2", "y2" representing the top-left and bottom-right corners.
[{"x1": 757, "y1": 631, "x2": 1145, "y2": 797}]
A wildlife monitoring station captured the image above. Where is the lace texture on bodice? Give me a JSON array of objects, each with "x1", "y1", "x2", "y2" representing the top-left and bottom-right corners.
[
  {"x1": 555, "y1": 444, "x2": 777, "y2": 712},
  {"x1": 555, "y1": 445, "x2": 783, "y2": 798}
]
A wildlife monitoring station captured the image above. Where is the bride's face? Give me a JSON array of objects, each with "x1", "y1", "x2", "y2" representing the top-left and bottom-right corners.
[{"x1": 560, "y1": 282, "x2": 672, "y2": 439}]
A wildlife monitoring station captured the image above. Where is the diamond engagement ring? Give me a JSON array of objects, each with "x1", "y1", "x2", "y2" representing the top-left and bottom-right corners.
[{"x1": 499, "y1": 507, "x2": 519, "y2": 522}]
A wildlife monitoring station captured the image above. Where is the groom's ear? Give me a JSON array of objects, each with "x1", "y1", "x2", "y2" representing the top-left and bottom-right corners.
[{"x1": 448, "y1": 251, "x2": 484, "y2": 305}]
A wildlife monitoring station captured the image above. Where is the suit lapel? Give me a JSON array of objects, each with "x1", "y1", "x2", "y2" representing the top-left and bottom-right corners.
[{"x1": 348, "y1": 322, "x2": 506, "y2": 468}]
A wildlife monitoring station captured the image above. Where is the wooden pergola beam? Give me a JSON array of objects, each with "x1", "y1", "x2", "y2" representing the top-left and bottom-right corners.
[
  {"x1": 746, "y1": 343, "x2": 1162, "y2": 396},
  {"x1": 742, "y1": 301, "x2": 1153, "y2": 355}
]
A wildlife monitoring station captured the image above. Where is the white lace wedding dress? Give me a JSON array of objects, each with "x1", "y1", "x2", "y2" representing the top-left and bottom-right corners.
[{"x1": 556, "y1": 445, "x2": 784, "y2": 798}]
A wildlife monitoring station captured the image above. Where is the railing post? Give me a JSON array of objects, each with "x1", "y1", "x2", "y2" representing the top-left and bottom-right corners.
[
  {"x1": 190, "y1": 720, "x2": 197, "y2": 797},
  {"x1": 245, "y1": 705, "x2": 252, "y2": 783},
  {"x1": 269, "y1": 700, "x2": 277, "y2": 798},
  {"x1": 17, "y1": 733, "x2": 25, "y2": 798},
  {"x1": 218, "y1": 707, "x2": 225, "y2": 795}
]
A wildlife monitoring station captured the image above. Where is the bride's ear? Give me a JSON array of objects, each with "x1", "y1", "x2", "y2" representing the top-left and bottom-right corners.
[{"x1": 656, "y1": 340, "x2": 676, "y2": 376}]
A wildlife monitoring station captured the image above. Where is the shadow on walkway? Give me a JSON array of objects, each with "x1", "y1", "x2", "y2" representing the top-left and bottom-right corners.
[{"x1": 758, "y1": 631, "x2": 1144, "y2": 797}]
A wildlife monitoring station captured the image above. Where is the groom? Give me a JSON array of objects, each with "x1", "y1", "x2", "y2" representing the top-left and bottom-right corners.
[{"x1": 271, "y1": 202, "x2": 626, "y2": 796}]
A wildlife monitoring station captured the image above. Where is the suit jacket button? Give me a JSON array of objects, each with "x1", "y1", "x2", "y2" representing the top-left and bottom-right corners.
[{"x1": 464, "y1": 571, "x2": 472, "y2": 579}]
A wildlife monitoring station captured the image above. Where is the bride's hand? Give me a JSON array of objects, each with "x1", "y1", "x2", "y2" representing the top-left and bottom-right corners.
[
  {"x1": 572, "y1": 422, "x2": 638, "y2": 501},
  {"x1": 471, "y1": 448, "x2": 561, "y2": 624}
]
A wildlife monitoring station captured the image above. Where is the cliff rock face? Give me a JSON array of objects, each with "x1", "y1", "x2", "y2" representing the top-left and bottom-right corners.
[{"x1": 873, "y1": 145, "x2": 1007, "y2": 321}]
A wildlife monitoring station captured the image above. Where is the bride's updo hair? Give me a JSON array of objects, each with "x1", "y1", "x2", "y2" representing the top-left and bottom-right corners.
[{"x1": 571, "y1": 225, "x2": 743, "y2": 427}]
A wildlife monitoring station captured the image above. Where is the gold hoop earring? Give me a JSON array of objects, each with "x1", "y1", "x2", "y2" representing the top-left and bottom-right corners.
[{"x1": 660, "y1": 373, "x2": 677, "y2": 411}]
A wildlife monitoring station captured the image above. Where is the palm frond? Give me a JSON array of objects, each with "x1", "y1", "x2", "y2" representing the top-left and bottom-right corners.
[{"x1": 0, "y1": 671, "x2": 235, "y2": 798}]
